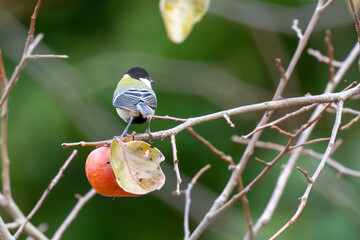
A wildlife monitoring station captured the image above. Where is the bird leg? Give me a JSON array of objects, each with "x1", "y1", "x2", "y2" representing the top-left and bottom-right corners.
[
  {"x1": 145, "y1": 118, "x2": 154, "y2": 140},
  {"x1": 120, "y1": 116, "x2": 134, "y2": 138}
]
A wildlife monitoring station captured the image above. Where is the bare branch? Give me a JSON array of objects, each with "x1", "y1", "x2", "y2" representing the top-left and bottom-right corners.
[
  {"x1": 291, "y1": 19, "x2": 303, "y2": 40},
  {"x1": 270, "y1": 100, "x2": 344, "y2": 239},
  {"x1": 62, "y1": 140, "x2": 111, "y2": 148},
  {"x1": 275, "y1": 58, "x2": 287, "y2": 81},
  {"x1": 349, "y1": 0, "x2": 360, "y2": 71},
  {"x1": 296, "y1": 167, "x2": 313, "y2": 184},
  {"x1": 289, "y1": 137, "x2": 330, "y2": 151},
  {"x1": 0, "y1": 216, "x2": 13, "y2": 240},
  {"x1": 237, "y1": 177, "x2": 253, "y2": 238},
  {"x1": 254, "y1": 157, "x2": 271, "y2": 167},
  {"x1": 14, "y1": 150, "x2": 78, "y2": 238},
  {"x1": 233, "y1": 136, "x2": 360, "y2": 178},
  {"x1": 52, "y1": 189, "x2": 97, "y2": 240},
  {"x1": 324, "y1": 30, "x2": 335, "y2": 82},
  {"x1": 63, "y1": 84, "x2": 360, "y2": 147},
  {"x1": 170, "y1": 134, "x2": 182, "y2": 195},
  {"x1": 184, "y1": 165, "x2": 211, "y2": 240},
  {"x1": 271, "y1": 125, "x2": 295, "y2": 138},
  {"x1": 23, "y1": 0, "x2": 43, "y2": 53},
  {"x1": 307, "y1": 48, "x2": 342, "y2": 67},
  {"x1": 340, "y1": 115, "x2": 360, "y2": 130},
  {"x1": 247, "y1": 39, "x2": 360, "y2": 240},
  {"x1": 0, "y1": 51, "x2": 12, "y2": 200},
  {"x1": 242, "y1": 103, "x2": 318, "y2": 139},
  {"x1": 222, "y1": 113, "x2": 235, "y2": 128},
  {"x1": 187, "y1": 127, "x2": 234, "y2": 166},
  {"x1": 27, "y1": 54, "x2": 68, "y2": 59},
  {"x1": 153, "y1": 115, "x2": 187, "y2": 123}
]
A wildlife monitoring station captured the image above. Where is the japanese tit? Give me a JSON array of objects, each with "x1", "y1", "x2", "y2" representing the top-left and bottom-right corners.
[{"x1": 112, "y1": 67, "x2": 157, "y2": 137}]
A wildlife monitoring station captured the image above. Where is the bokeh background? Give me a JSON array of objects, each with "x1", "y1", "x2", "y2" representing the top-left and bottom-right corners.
[{"x1": 1, "y1": 0, "x2": 360, "y2": 239}]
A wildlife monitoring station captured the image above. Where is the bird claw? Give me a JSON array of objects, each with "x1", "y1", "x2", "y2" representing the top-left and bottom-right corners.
[{"x1": 145, "y1": 130, "x2": 155, "y2": 142}]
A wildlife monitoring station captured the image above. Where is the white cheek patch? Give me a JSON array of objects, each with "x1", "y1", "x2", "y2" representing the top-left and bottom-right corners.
[{"x1": 139, "y1": 78, "x2": 152, "y2": 89}]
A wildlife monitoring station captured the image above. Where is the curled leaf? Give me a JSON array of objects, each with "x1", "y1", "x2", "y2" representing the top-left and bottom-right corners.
[
  {"x1": 160, "y1": 0, "x2": 210, "y2": 43},
  {"x1": 110, "y1": 140, "x2": 166, "y2": 195}
]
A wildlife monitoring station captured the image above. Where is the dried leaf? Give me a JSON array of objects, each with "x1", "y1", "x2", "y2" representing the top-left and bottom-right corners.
[
  {"x1": 110, "y1": 140, "x2": 166, "y2": 195},
  {"x1": 160, "y1": 0, "x2": 210, "y2": 43}
]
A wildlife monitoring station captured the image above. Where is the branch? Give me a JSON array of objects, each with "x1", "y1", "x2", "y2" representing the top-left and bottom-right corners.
[
  {"x1": 0, "y1": 51, "x2": 12, "y2": 200},
  {"x1": 247, "y1": 38, "x2": 359, "y2": 239},
  {"x1": 184, "y1": 164, "x2": 211, "y2": 240},
  {"x1": 296, "y1": 167, "x2": 313, "y2": 184},
  {"x1": 170, "y1": 134, "x2": 182, "y2": 195},
  {"x1": 0, "y1": 216, "x2": 13, "y2": 240},
  {"x1": 23, "y1": 0, "x2": 42, "y2": 53},
  {"x1": 340, "y1": 115, "x2": 360, "y2": 130},
  {"x1": 349, "y1": 0, "x2": 360, "y2": 71},
  {"x1": 14, "y1": 150, "x2": 78, "y2": 238},
  {"x1": 269, "y1": 100, "x2": 344, "y2": 239},
  {"x1": 242, "y1": 103, "x2": 318, "y2": 139},
  {"x1": 324, "y1": 30, "x2": 335, "y2": 82},
  {"x1": 237, "y1": 177, "x2": 254, "y2": 238},
  {"x1": 187, "y1": 127, "x2": 234, "y2": 166},
  {"x1": 233, "y1": 136, "x2": 360, "y2": 178},
  {"x1": 307, "y1": 48, "x2": 342, "y2": 67},
  {"x1": 63, "y1": 84, "x2": 360, "y2": 148},
  {"x1": 188, "y1": 100, "x2": 331, "y2": 240},
  {"x1": 52, "y1": 189, "x2": 97, "y2": 240}
]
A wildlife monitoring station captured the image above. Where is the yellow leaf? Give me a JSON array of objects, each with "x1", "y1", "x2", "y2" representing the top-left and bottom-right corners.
[
  {"x1": 160, "y1": 0, "x2": 210, "y2": 43},
  {"x1": 110, "y1": 140, "x2": 166, "y2": 195}
]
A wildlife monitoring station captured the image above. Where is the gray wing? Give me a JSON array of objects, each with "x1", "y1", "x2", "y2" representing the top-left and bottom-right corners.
[{"x1": 112, "y1": 88, "x2": 157, "y2": 112}]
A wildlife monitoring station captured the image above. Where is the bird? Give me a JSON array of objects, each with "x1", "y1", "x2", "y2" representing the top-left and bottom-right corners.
[{"x1": 112, "y1": 67, "x2": 157, "y2": 138}]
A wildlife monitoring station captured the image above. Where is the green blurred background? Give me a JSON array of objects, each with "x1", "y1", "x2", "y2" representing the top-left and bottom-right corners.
[{"x1": 1, "y1": 0, "x2": 360, "y2": 239}]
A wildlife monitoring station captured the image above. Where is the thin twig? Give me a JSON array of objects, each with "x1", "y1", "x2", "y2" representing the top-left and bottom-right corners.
[
  {"x1": 170, "y1": 134, "x2": 182, "y2": 195},
  {"x1": 233, "y1": 136, "x2": 360, "y2": 178},
  {"x1": 340, "y1": 115, "x2": 360, "y2": 130},
  {"x1": 222, "y1": 113, "x2": 235, "y2": 128},
  {"x1": 14, "y1": 150, "x2": 78, "y2": 239},
  {"x1": 153, "y1": 115, "x2": 187, "y2": 122},
  {"x1": 289, "y1": 137, "x2": 330, "y2": 151},
  {"x1": 307, "y1": 48, "x2": 342, "y2": 67},
  {"x1": 0, "y1": 34, "x2": 43, "y2": 108},
  {"x1": 0, "y1": 216, "x2": 13, "y2": 240},
  {"x1": 52, "y1": 188, "x2": 97, "y2": 240},
  {"x1": 275, "y1": 58, "x2": 287, "y2": 82},
  {"x1": 184, "y1": 164, "x2": 211, "y2": 240},
  {"x1": 187, "y1": 127, "x2": 234, "y2": 166},
  {"x1": 349, "y1": 0, "x2": 360, "y2": 71},
  {"x1": 254, "y1": 157, "x2": 271, "y2": 167},
  {"x1": 271, "y1": 125, "x2": 294, "y2": 138},
  {"x1": 242, "y1": 103, "x2": 318, "y2": 139},
  {"x1": 23, "y1": 0, "x2": 43, "y2": 54},
  {"x1": 0, "y1": 51, "x2": 12, "y2": 200},
  {"x1": 291, "y1": 19, "x2": 303, "y2": 40},
  {"x1": 269, "y1": 100, "x2": 344, "y2": 239},
  {"x1": 296, "y1": 167, "x2": 313, "y2": 184},
  {"x1": 27, "y1": 54, "x2": 68, "y2": 59},
  {"x1": 237, "y1": 177, "x2": 253, "y2": 238},
  {"x1": 62, "y1": 140, "x2": 111, "y2": 148},
  {"x1": 324, "y1": 30, "x2": 335, "y2": 82}
]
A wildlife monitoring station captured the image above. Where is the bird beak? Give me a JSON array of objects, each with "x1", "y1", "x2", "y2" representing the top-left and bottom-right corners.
[{"x1": 150, "y1": 78, "x2": 155, "y2": 84}]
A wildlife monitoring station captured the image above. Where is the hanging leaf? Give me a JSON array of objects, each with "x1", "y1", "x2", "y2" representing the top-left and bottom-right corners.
[
  {"x1": 159, "y1": 0, "x2": 210, "y2": 44},
  {"x1": 110, "y1": 140, "x2": 166, "y2": 195}
]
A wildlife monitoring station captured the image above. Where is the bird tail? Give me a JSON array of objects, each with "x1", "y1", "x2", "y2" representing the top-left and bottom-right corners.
[{"x1": 136, "y1": 101, "x2": 154, "y2": 116}]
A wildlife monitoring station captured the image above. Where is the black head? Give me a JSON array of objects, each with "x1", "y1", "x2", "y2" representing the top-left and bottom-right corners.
[{"x1": 126, "y1": 67, "x2": 150, "y2": 80}]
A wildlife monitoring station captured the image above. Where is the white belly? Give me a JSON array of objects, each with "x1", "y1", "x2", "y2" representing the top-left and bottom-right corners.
[{"x1": 116, "y1": 108, "x2": 153, "y2": 122}]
